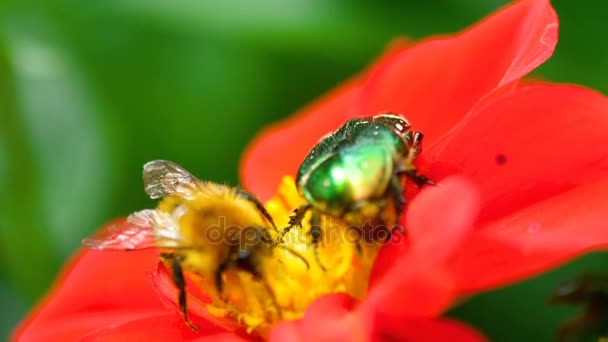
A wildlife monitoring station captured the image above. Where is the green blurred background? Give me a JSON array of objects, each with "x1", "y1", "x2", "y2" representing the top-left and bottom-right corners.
[{"x1": 1, "y1": 0, "x2": 607, "y2": 340}]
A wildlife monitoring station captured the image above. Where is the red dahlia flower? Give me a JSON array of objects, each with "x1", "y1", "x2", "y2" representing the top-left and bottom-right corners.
[{"x1": 14, "y1": 0, "x2": 608, "y2": 340}]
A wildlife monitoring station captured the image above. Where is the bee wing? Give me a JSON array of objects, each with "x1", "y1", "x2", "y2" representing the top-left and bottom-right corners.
[
  {"x1": 143, "y1": 160, "x2": 201, "y2": 199},
  {"x1": 82, "y1": 209, "x2": 182, "y2": 250}
]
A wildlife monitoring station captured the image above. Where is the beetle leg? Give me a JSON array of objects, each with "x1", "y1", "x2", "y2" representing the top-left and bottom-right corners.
[
  {"x1": 410, "y1": 131, "x2": 424, "y2": 158},
  {"x1": 310, "y1": 211, "x2": 327, "y2": 271},
  {"x1": 388, "y1": 174, "x2": 407, "y2": 242},
  {"x1": 390, "y1": 173, "x2": 406, "y2": 228},
  {"x1": 166, "y1": 254, "x2": 198, "y2": 331},
  {"x1": 402, "y1": 130, "x2": 424, "y2": 162},
  {"x1": 396, "y1": 152, "x2": 435, "y2": 188},
  {"x1": 235, "y1": 187, "x2": 277, "y2": 230},
  {"x1": 398, "y1": 168, "x2": 435, "y2": 188},
  {"x1": 397, "y1": 131, "x2": 435, "y2": 187},
  {"x1": 280, "y1": 204, "x2": 312, "y2": 240}
]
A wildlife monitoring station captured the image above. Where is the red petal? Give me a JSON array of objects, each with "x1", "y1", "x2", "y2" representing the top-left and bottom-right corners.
[
  {"x1": 16, "y1": 310, "x2": 172, "y2": 342},
  {"x1": 13, "y1": 246, "x2": 166, "y2": 341},
  {"x1": 371, "y1": 315, "x2": 487, "y2": 342},
  {"x1": 240, "y1": 40, "x2": 411, "y2": 200},
  {"x1": 79, "y1": 313, "x2": 221, "y2": 342},
  {"x1": 423, "y1": 85, "x2": 608, "y2": 227},
  {"x1": 367, "y1": 230, "x2": 410, "y2": 290},
  {"x1": 358, "y1": 0, "x2": 557, "y2": 146},
  {"x1": 405, "y1": 177, "x2": 480, "y2": 262},
  {"x1": 270, "y1": 293, "x2": 486, "y2": 342},
  {"x1": 192, "y1": 333, "x2": 251, "y2": 342},
  {"x1": 420, "y1": 84, "x2": 608, "y2": 291},
  {"x1": 365, "y1": 177, "x2": 479, "y2": 317},
  {"x1": 269, "y1": 294, "x2": 367, "y2": 342},
  {"x1": 452, "y1": 178, "x2": 608, "y2": 292}
]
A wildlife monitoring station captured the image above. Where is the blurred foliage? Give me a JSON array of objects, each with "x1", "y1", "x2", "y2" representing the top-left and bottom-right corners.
[{"x1": 1, "y1": 0, "x2": 607, "y2": 339}]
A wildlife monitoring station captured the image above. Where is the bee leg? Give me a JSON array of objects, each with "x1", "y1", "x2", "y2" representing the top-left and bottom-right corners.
[
  {"x1": 169, "y1": 255, "x2": 199, "y2": 331},
  {"x1": 159, "y1": 251, "x2": 174, "y2": 260},
  {"x1": 215, "y1": 258, "x2": 231, "y2": 295},
  {"x1": 261, "y1": 277, "x2": 283, "y2": 318},
  {"x1": 247, "y1": 262, "x2": 283, "y2": 317},
  {"x1": 236, "y1": 187, "x2": 277, "y2": 230},
  {"x1": 310, "y1": 211, "x2": 327, "y2": 271},
  {"x1": 280, "y1": 204, "x2": 312, "y2": 240},
  {"x1": 236, "y1": 252, "x2": 283, "y2": 317}
]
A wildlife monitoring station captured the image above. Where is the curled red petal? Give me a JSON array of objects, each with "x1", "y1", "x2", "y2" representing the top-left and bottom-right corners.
[
  {"x1": 13, "y1": 242, "x2": 166, "y2": 341},
  {"x1": 366, "y1": 177, "x2": 480, "y2": 317},
  {"x1": 240, "y1": 40, "x2": 411, "y2": 200},
  {"x1": 358, "y1": 0, "x2": 557, "y2": 146}
]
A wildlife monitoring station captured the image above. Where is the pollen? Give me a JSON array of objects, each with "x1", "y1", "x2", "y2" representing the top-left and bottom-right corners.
[{"x1": 203, "y1": 176, "x2": 384, "y2": 335}]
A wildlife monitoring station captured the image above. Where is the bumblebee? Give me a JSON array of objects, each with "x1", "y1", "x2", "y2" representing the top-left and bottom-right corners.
[
  {"x1": 83, "y1": 160, "x2": 307, "y2": 330},
  {"x1": 282, "y1": 114, "x2": 433, "y2": 267}
]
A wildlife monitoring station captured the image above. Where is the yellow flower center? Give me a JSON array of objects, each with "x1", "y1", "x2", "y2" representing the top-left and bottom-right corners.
[{"x1": 201, "y1": 176, "x2": 384, "y2": 335}]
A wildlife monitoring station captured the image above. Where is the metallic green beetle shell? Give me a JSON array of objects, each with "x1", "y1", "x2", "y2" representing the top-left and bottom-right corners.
[{"x1": 296, "y1": 115, "x2": 408, "y2": 216}]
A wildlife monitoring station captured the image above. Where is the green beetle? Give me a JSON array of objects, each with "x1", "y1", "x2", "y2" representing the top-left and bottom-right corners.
[{"x1": 282, "y1": 113, "x2": 433, "y2": 268}]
